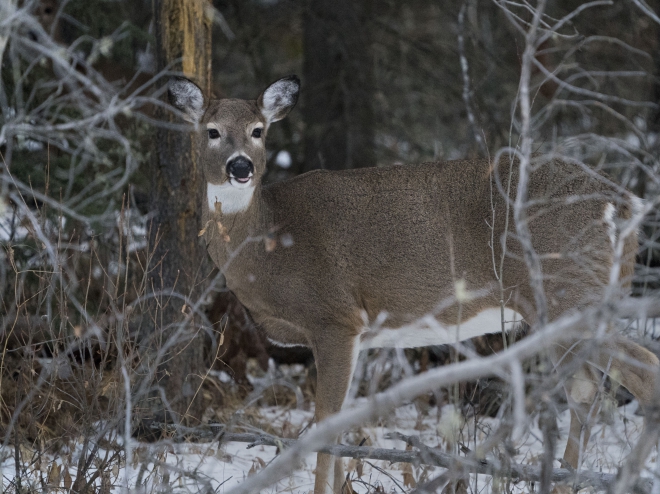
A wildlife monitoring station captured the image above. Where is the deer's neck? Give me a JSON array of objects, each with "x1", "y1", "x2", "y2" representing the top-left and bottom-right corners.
[
  {"x1": 203, "y1": 182, "x2": 271, "y2": 270},
  {"x1": 206, "y1": 181, "x2": 257, "y2": 216}
]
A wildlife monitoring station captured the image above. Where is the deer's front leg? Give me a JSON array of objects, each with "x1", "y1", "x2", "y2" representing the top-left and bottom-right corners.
[{"x1": 312, "y1": 332, "x2": 360, "y2": 494}]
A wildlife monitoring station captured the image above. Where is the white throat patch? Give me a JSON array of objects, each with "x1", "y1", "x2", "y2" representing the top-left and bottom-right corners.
[{"x1": 207, "y1": 181, "x2": 255, "y2": 215}]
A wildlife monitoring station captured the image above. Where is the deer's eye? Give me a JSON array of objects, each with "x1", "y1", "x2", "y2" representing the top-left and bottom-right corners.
[
  {"x1": 252, "y1": 127, "x2": 263, "y2": 138},
  {"x1": 208, "y1": 129, "x2": 220, "y2": 139}
]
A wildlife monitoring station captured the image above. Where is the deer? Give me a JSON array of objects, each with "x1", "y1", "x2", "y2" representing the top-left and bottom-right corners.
[{"x1": 169, "y1": 75, "x2": 659, "y2": 494}]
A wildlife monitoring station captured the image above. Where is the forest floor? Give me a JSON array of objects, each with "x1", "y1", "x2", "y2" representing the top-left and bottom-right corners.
[{"x1": 0, "y1": 362, "x2": 653, "y2": 494}]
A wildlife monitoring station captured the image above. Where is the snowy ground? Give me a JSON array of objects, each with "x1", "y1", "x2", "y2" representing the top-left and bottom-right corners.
[
  {"x1": 1, "y1": 394, "x2": 653, "y2": 493},
  {"x1": 165, "y1": 400, "x2": 650, "y2": 494}
]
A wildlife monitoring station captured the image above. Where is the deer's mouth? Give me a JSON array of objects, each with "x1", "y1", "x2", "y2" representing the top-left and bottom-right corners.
[{"x1": 229, "y1": 174, "x2": 254, "y2": 188}]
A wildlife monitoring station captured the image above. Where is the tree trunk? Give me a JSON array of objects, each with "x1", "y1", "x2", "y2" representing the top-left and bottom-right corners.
[
  {"x1": 301, "y1": 0, "x2": 376, "y2": 172},
  {"x1": 147, "y1": 0, "x2": 212, "y2": 425},
  {"x1": 649, "y1": 3, "x2": 660, "y2": 141}
]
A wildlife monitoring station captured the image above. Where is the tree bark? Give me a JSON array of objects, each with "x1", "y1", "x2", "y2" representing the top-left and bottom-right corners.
[
  {"x1": 147, "y1": 0, "x2": 212, "y2": 425},
  {"x1": 301, "y1": 0, "x2": 376, "y2": 172}
]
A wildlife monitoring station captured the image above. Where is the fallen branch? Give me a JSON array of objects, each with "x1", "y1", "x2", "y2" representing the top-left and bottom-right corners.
[{"x1": 149, "y1": 423, "x2": 652, "y2": 493}]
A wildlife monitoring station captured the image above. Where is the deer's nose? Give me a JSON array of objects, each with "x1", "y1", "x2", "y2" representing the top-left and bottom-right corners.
[{"x1": 226, "y1": 156, "x2": 254, "y2": 179}]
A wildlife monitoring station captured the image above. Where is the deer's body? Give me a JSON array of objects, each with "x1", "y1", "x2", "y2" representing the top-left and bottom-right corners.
[
  {"x1": 208, "y1": 159, "x2": 620, "y2": 348},
  {"x1": 212, "y1": 161, "x2": 508, "y2": 348},
  {"x1": 170, "y1": 76, "x2": 659, "y2": 494}
]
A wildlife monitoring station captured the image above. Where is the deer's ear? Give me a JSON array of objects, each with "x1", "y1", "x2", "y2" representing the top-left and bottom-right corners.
[
  {"x1": 169, "y1": 77, "x2": 206, "y2": 123},
  {"x1": 258, "y1": 75, "x2": 300, "y2": 125}
]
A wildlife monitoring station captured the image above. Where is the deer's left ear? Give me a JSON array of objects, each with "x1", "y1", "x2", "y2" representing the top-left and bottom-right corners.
[
  {"x1": 258, "y1": 75, "x2": 300, "y2": 126},
  {"x1": 169, "y1": 77, "x2": 206, "y2": 123}
]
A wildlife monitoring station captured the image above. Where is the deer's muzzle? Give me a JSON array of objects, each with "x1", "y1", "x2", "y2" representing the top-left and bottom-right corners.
[{"x1": 226, "y1": 156, "x2": 254, "y2": 184}]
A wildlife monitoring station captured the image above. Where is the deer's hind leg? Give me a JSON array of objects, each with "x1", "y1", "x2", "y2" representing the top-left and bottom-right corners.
[
  {"x1": 552, "y1": 346, "x2": 601, "y2": 470},
  {"x1": 547, "y1": 348, "x2": 601, "y2": 494},
  {"x1": 550, "y1": 341, "x2": 602, "y2": 468},
  {"x1": 552, "y1": 337, "x2": 659, "y2": 471}
]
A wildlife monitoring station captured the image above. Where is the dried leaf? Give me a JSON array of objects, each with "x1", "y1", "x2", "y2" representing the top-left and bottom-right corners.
[
  {"x1": 20, "y1": 444, "x2": 34, "y2": 464},
  {"x1": 442, "y1": 478, "x2": 468, "y2": 494},
  {"x1": 63, "y1": 470, "x2": 72, "y2": 489},
  {"x1": 402, "y1": 462, "x2": 416, "y2": 488},
  {"x1": 281, "y1": 420, "x2": 296, "y2": 439},
  {"x1": 199, "y1": 220, "x2": 212, "y2": 237},
  {"x1": 401, "y1": 443, "x2": 417, "y2": 487},
  {"x1": 134, "y1": 446, "x2": 147, "y2": 462},
  {"x1": 216, "y1": 221, "x2": 230, "y2": 242},
  {"x1": 265, "y1": 236, "x2": 277, "y2": 252},
  {"x1": 100, "y1": 378, "x2": 117, "y2": 398},
  {"x1": 48, "y1": 462, "x2": 61, "y2": 487},
  {"x1": 347, "y1": 458, "x2": 363, "y2": 479},
  {"x1": 356, "y1": 459, "x2": 363, "y2": 478}
]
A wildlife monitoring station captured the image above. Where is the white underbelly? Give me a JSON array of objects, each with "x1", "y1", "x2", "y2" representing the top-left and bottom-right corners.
[{"x1": 359, "y1": 307, "x2": 523, "y2": 350}]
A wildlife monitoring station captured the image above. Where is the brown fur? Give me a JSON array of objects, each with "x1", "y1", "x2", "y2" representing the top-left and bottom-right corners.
[{"x1": 171, "y1": 77, "x2": 659, "y2": 494}]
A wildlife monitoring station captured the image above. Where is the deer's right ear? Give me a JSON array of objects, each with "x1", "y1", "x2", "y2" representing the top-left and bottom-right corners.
[{"x1": 168, "y1": 77, "x2": 206, "y2": 123}]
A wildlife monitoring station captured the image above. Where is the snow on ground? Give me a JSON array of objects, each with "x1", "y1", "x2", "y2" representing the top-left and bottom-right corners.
[
  {"x1": 201, "y1": 399, "x2": 650, "y2": 493},
  {"x1": 1, "y1": 396, "x2": 652, "y2": 493}
]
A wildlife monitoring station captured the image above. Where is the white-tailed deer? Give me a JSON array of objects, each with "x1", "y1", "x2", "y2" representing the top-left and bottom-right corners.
[{"x1": 170, "y1": 75, "x2": 659, "y2": 493}]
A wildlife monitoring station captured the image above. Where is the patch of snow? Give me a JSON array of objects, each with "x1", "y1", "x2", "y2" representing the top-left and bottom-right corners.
[
  {"x1": 625, "y1": 132, "x2": 641, "y2": 150},
  {"x1": 0, "y1": 200, "x2": 29, "y2": 242},
  {"x1": 209, "y1": 370, "x2": 233, "y2": 383},
  {"x1": 275, "y1": 150, "x2": 292, "y2": 169}
]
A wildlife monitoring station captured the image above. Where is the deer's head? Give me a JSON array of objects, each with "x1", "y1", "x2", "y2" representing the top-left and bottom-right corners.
[{"x1": 169, "y1": 76, "x2": 300, "y2": 214}]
